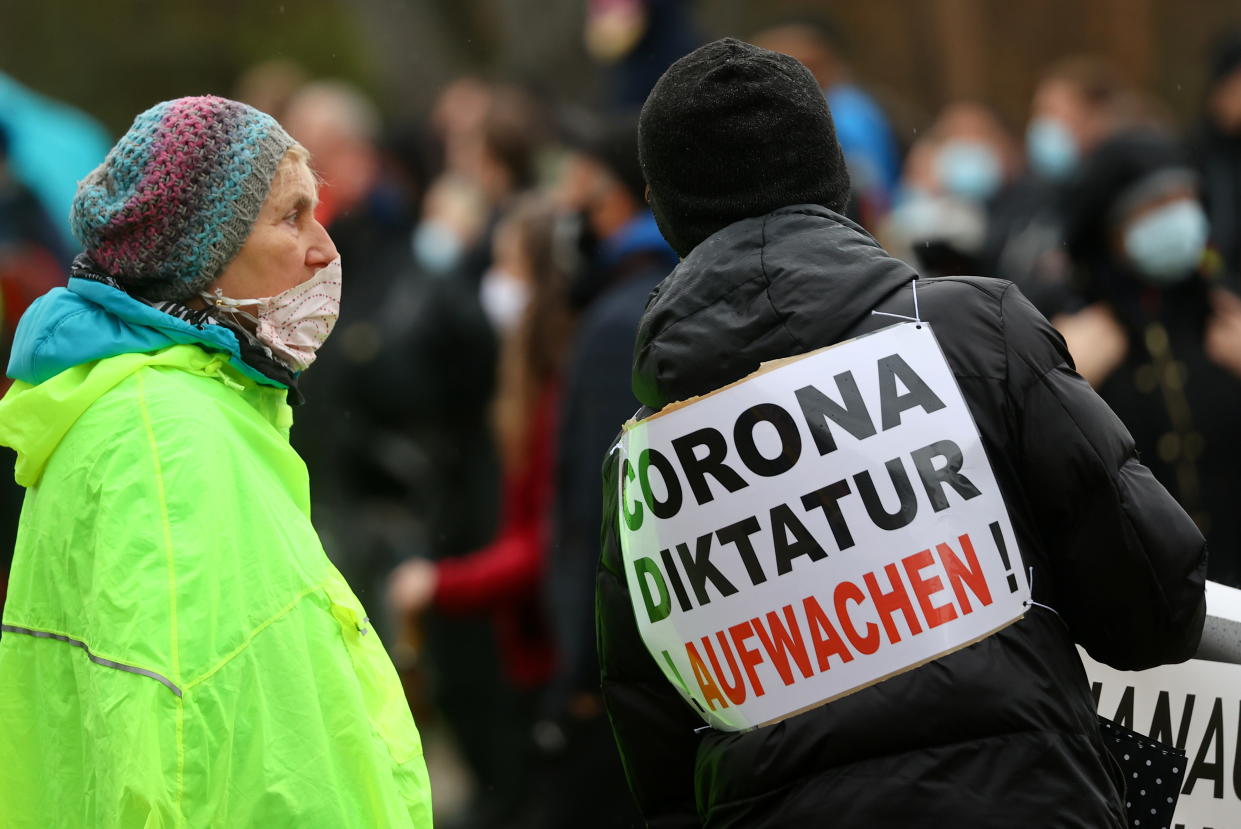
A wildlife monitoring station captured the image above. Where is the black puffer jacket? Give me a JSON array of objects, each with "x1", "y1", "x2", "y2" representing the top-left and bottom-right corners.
[{"x1": 596, "y1": 205, "x2": 1207, "y2": 828}]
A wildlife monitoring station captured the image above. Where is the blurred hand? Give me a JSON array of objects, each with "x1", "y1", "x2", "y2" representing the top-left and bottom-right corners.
[
  {"x1": 1206, "y1": 289, "x2": 1241, "y2": 380},
  {"x1": 388, "y1": 558, "x2": 439, "y2": 617},
  {"x1": 1053, "y1": 302, "x2": 1128, "y2": 387}
]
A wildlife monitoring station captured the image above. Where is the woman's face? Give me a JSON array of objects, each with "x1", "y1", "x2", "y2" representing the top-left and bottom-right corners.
[{"x1": 210, "y1": 158, "x2": 339, "y2": 300}]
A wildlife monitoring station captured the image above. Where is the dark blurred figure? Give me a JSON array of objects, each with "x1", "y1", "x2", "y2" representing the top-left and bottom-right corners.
[
  {"x1": 1059, "y1": 129, "x2": 1241, "y2": 588},
  {"x1": 390, "y1": 196, "x2": 575, "y2": 828},
  {"x1": 584, "y1": 0, "x2": 701, "y2": 109},
  {"x1": 417, "y1": 84, "x2": 545, "y2": 292},
  {"x1": 1195, "y1": 28, "x2": 1241, "y2": 287},
  {"x1": 881, "y1": 101, "x2": 1023, "y2": 277},
  {"x1": 286, "y1": 79, "x2": 510, "y2": 827},
  {"x1": 987, "y1": 57, "x2": 1139, "y2": 317},
  {"x1": 0, "y1": 121, "x2": 67, "y2": 614},
  {"x1": 754, "y1": 17, "x2": 902, "y2": 228},
  {"x1": 282, "y1": 80, "x2": 427, "y2": 601},
  {"x1": 539, "y1": 110, "x2": 674, "y2": 829}
]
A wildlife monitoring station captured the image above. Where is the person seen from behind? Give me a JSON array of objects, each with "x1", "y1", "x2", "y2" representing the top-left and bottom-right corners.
[
  {"x1": 0, "y1": 96, "x2": 431, "y2": 827},
  {"x1": 596, "y1": 39, "x2": 1206, "y2": 828}
]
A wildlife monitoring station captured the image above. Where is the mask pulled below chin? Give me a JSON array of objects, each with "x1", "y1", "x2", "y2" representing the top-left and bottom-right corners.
[{"x1": 203, "y1": 258, "x2": 343, "y2": 372}]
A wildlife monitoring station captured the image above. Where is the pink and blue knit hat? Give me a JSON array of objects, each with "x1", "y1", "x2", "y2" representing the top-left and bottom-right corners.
[{"x1": 71, "y1": 95, "x2": 295, "y2": 301}]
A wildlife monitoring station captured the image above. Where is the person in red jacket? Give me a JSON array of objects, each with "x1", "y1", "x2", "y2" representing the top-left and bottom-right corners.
[{"x1": 389, "y1": 193, "x2": 575, "y2": 822}]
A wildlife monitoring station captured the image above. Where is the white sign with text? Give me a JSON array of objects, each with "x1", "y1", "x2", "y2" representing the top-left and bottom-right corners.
[
  {"x1": 1085, "y1": 652, "x2": 1241, "y2": 829},
  {"x1": 617, "y1": 322, "x2": 1030, "y2": 731}
]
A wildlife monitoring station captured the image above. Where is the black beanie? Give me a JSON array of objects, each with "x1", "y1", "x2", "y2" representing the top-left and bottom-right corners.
[{"x1": 638, "y1": 37, "x2": 851, "y2": 257}]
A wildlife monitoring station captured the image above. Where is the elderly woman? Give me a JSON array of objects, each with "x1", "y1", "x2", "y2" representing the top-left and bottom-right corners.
[{"x1": 0, "y1": 96, "x2": 431, "y2": 827}]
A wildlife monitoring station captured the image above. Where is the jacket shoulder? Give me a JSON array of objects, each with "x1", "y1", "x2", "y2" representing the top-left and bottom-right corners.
[{"x1": 889, "y1": 277, "x2": 1065, "y2": 391}]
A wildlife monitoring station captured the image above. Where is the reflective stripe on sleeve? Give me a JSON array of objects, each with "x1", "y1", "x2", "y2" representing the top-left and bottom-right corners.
[{"x1": 1, "y1": 624, "x2": 183, "y2": 697}]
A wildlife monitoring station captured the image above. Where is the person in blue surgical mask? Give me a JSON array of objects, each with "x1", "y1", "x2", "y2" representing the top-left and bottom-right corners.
[
  {"x1": 880, "y1": 102, "x2": 1020, "y2": 277},
  {"x1": 984, "y1": 57, "x2": 1140, "y2": 318},
  {"x1": 1026, "y1": 57, "x2": 1136, "y2": 182},
  {"x1": 1058, "y1": 128, "x2": 1241, "y2": 588}
]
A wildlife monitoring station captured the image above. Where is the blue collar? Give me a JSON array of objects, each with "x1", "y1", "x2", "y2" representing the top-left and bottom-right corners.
[
  {"x1": 599, "y1": 211, "x2": 677, "y2": 269},
  {"x1": 8, "y1": 274, "x2": 288, "y2": 389}
]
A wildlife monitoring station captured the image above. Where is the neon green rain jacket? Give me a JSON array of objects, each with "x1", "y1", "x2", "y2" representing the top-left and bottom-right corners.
[{"x1": 0, "y1": 276, "x2": 432, "y2": 827}]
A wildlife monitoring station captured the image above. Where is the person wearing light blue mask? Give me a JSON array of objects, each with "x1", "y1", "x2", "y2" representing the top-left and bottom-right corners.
[
  {"x1": 884, "y1": 102, "x2": 1018, "y2": 277},
  {"x1": 1025, "y1": 57, "x2": 1132, "y2": 180},
  {"x1": 981, "y1": 58, "x2": 1134, "y2": 317},
  {"x1": 1121, "y1": 194, "x2": 1209, "y2": 285},
  {"x1": 1059, "y1": 129, "x2": 1241, "y2": 589},
  {"x1": 936, "y1": 139, "x2": 1004, "y2": 203},
  {"x1": 1026, "y1": 117, "x2": 1079, "y2": 180}
]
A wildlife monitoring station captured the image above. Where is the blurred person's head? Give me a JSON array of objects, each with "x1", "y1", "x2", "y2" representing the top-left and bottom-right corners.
[
  {"x1": 234, "y1": 59, "x2": 310, "y2": 125},
  {"x1": 1065, "y1": 129, "x2": 1207, "y2": 289},
  {"x1": 412, "y1": 174, "x2": 487, "y2": 275},
  {"x1": 1206, "y1": 29, "x2": 1241, "y2": 136},
  {"x1": 71, "y1": 96, "x2": 340, "y2": 370},
  {"x1": 1027, "y1": 56, "x2": 1135, "y2": 180},
  {"x1": 283, "y1": 80, "x2": 383, "y2": 223},
  {"x1": 483, "y1": 195, "x2": 565, "y2": 337},
  {"x1": 378, "y1": 126, "x2": 434, "y2": 223},
  {"x1": 557, "y1": 109, "x2": 645, "y2": 241},
  {"x1": 639, "y1": 38, "x2": 850, "y2": 258},
  {"x1": 585, "y1": 0, "x2": 650, "y2": 63},
  {"x1": 431, "y1": 77, "x2": 494, "y2": 147},
  {"x1": 928, "y1": 102, "x2": 1022, "y2": 204},
  {"x1": 482, "y1": 204, "x2": 537, "y2": 335},
  {"x1": 880, "y1": 116, "x2": 982, "y2": 276},
  {"x1": 752, "y1": 16, "x2": 845, "y2": 91},
  {"x1": 456, "y1": 86, "x2": 543, "y2": 206},
  {"x1": 487, "y1": 195, "x2": 574, "y2": 468}
]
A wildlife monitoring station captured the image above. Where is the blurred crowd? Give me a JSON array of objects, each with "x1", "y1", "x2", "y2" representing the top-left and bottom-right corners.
[{"x1": 3, "y1": 7, "x2": 1241, "y2": 828}]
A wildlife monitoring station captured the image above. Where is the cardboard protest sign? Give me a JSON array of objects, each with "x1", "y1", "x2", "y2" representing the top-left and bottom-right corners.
[
  {"x1": 1084, "y1": 652, "x2": 1241, "y2": 829},
  {"x1": 617, "y1": 322, "x2": 1030, "y2": 732}
]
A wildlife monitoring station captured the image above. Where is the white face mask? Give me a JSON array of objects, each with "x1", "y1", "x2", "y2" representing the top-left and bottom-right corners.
[
  {"x1": 203, "y1": 258, "x2": 342, "y2": 371},
  {"x1": 479, "y1": 266, "x2": 531, "y2": 333}
]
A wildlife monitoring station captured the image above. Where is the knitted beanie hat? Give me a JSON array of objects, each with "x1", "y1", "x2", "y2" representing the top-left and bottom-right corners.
[
  {"x1": 638, "y1": 38, "x2": 850, "y2": 257},
  {"x1": 71, "y1": 95, "x2": 295, "y2": 301}
]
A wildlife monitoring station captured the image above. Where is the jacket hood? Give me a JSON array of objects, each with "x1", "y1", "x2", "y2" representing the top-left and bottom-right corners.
[
  {"x1": 632, "y1": 204, "x2": 917, "y2": 409},
  {"x1": 7, "y1": 276, "x2": 282, "y2": 388},
  {"x1": 1, "y1": 277, "x2": 289, "y2": 486}
]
